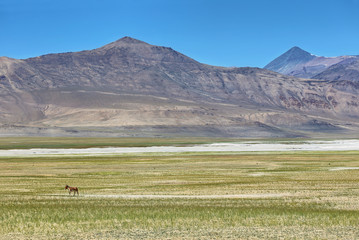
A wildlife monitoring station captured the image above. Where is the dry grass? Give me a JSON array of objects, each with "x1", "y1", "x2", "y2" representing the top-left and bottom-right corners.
[{"x1": 0, "y1": 139, "x2": 359, "y2": 239}]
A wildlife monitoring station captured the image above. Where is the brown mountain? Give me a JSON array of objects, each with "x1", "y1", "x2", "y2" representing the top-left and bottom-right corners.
[{"x1": 0, "y1": 37, "x2": 359, "y2": 137}]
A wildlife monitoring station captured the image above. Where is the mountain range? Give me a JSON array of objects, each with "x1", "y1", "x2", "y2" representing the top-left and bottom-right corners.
[
  {"x1": 0, "y1": 37, "x2": 358, "y2": 137},
  {"x1": 264, "y1": 46, "x2": 359, "y2": 81}
]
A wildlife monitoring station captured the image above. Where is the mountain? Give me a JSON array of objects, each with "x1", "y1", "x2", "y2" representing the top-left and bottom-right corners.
[
  {"x1": 264, "y1": 47, "x2": 316, "y2": 77},
  {"x1": 1, "y1": 37, "x2": 359, "y2": 137},
  {"x1": 265, "y1": 47, "x2": 359, "y2": 80},
  {"x1": 313, "y1": 58, "x2": 359, "y2": 82}
]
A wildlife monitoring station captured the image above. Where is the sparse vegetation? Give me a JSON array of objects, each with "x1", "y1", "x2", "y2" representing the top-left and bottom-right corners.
[
  {"x1": 1, "y1": 138, "x2": 359, "y2": 239},
  {"x1": 0, "y1": 137, "x2": 237, "y2": 149}
]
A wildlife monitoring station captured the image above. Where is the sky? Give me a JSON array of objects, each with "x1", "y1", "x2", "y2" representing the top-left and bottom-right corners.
[{"x1": 1, "y1": 0, "x2": 359, "y2": 67}]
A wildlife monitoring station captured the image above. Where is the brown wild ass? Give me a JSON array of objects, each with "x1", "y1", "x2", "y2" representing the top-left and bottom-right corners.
[{"x1": 65, "y1": 185, "x2": 79, "y2": 196}]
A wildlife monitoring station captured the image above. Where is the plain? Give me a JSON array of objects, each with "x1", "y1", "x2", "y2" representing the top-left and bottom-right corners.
[{"x1": 0, "y1": 138, "x2": 359, "y2": 239}]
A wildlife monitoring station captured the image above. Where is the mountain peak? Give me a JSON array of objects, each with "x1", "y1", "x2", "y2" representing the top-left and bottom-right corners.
[
  {"x1": 117, "y1": 36, "x2": 147, "y2": 44},
  {"x1": 100, "y1": 36, "x2": 150, "y2": 50},
  {"x1": 288, "y1": 46, "x2": 301, "y2": 51},
  {"x1": 264, "y1": 46, "x2": 316, "y2": 74},
  {"x1": 265, "y1": 46, "x2": 359, "y2": 79},
  {"x1": 290, "y1": 46, "x2": 304, "y2": 51},
  {"x1": 286, "y1": 46, "x2": 312, "y2": 56},
  {"x1": 112, "y1": 36, "x2": 149, "y2": 45},
  {"x1": 277, "y1": 46, "x2": 314, "y2": 61}
]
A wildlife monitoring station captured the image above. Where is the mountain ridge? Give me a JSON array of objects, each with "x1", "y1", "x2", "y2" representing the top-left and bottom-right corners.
[
  {"x1": 0, "y1": 37, "x2": 359, "y2": 137},
  {"x1": 264, "y1": 47, "x2": 316, "y2": 75},
  {"x1": 313, "y1": 58, "x2": 359, "y2": 82},
  {"x1": 265, "y1": 46, "x2": 359, "y2": 80}
]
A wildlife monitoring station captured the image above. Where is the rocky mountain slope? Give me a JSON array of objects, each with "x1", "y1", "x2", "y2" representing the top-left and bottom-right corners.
[
  {"x1": 264, "y1": 47, "x2": 316, "y2": 78},
  {"x1": 313, "y1": 58, "x2": 359, "y2": 82},
  {"x1": 265, "y1": 47, "x2": 359, "y2": 80},
  {"x1": 1, "y1": 37, "x2": 359, "y2": 137}
]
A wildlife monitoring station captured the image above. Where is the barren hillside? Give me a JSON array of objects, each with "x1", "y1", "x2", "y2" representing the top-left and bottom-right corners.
[{"x1": 0, "y1": 37, "x2": 358, "y2": 137}]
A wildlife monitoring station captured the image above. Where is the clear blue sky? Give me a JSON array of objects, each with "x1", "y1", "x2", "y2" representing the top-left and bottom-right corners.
[{"x1": 1, "y1": 0, "x2": 359, "y2": 67}]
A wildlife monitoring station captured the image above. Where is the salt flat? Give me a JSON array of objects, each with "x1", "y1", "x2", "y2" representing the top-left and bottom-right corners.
[{"x1": 0, "y1": 139, "x2": 358, "y2": 157}]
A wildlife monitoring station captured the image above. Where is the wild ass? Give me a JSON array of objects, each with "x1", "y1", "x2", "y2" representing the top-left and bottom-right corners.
[{"x1": 65, "y1": 185, "x2": 79, "y2": 196}]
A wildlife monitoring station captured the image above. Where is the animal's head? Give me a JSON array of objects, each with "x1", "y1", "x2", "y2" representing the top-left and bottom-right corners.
[{"x1": 65, "y1": 185, "x2": 69, "y2": 190}]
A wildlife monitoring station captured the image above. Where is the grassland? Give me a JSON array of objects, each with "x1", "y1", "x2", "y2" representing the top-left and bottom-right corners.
[{"x1": 1, "y1": 138, "x2": 359, "y2": 239}]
